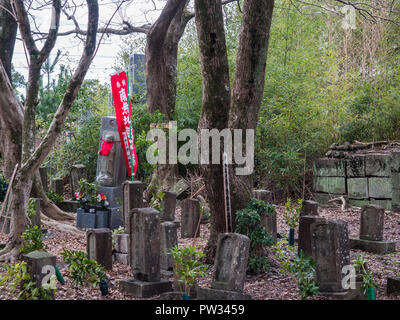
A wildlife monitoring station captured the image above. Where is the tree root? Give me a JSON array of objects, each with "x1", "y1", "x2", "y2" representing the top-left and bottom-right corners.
[
  {"x1": 0, "y1": 242, "x2": 21, "y2": 263},
  {"x1": 41, "y1": 215, "x2": 84, "y2": 236}
]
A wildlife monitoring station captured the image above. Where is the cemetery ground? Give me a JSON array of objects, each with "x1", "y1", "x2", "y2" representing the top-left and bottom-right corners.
[{"x1": 0, "y1": 203, "x2": 398, "y2": 300}]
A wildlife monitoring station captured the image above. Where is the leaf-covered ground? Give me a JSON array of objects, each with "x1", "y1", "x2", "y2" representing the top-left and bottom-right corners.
[{"x1": 0, "y1": 204, "x2": 399, "y2": 300}]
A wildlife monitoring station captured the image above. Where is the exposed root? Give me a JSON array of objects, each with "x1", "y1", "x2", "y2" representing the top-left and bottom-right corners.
[
  {"x1": 327, "y1": 196, "x2": 348, "y2": 211},
  {"x1": 41, "y1": 215, "x2": 84, "y2": 236},
  {"x1": 0, "y1": 243, "x2": 21, "y2": 263}
]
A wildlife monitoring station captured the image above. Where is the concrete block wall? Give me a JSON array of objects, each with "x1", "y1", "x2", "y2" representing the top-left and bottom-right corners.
[{"x1": 313, "y1": 151, "x2": 400, "y2": 211}]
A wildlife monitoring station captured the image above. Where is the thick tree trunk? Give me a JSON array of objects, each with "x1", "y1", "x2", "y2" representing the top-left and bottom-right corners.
[
  {"x1": 194, "y1": 0, "x2": 231, "y2": 261},
  {"x1": 228, "y1": 0, "x2": 275, "y2": 216}
]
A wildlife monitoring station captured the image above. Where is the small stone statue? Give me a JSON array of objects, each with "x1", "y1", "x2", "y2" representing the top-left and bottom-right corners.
[{"x1": 96, "y1": 131, "x2": 118, "y2": 187}]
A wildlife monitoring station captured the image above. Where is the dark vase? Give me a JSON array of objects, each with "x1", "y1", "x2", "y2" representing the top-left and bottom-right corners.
[
  {"x1": 366, "y1": 287, "x2": 376, "y2": 300},
  {"x1": 182, "y1": 293, "x2": 190, "y2": 300},
  {"x1": 288, "y1": 228, "x2": 295, "y2": 246},
  {"x1": 99, "y1": 279, "x2": 109, "y2": 296}
]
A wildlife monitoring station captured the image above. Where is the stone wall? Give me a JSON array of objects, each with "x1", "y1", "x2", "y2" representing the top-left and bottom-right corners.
[{"x1": 313, "y1": 150, "x2": 400, "y2": 211}]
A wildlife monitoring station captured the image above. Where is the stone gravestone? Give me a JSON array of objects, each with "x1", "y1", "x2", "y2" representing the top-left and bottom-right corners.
[
  {"x1": 310, "y1": 220, "x2": 350, "y2": 298},
  {"x1": 197, "y1": 233, "x2": 251, "y2": 300},
  {"x1": 123, "y1": 180, "x2": 145, "y2": 233},
  {"x1": 160, "y1": 221, "x2": 178, "y2": 271},
  {"x1": 181, "y1": 198, "x2": 201, "y2": 238},
  {"x1": 253, "y1": 190, "x2": 277, "y2": 243},
  {"x1": 160, "y1": 191, "x2": 176, "y2": 222},
  {"x1": 119, "y1": 208, "x2": 172, "y2": 297},
  {"x1": 349, "y1": 204, "x2": 396, "y2": 254},
  {"x1": 96, "y1": 116, "x2": 126, "y2": 230},
  {"x1": 23, "y1": 250, "x2": 57, "y2": 298},
  {"x1": 114, "y1": 233, "x2": 129, "y2": 265},
  {"x1": 253, "y1": 189, "x2": 273, "y2": 203},
  {"x1": 298, "y1": 216, "x2": 326, "y2": 257},
  {"x1": 39, "y1": 167, "x2": 48, "y2": 191},
  {"x1": 300, "y1": 200, "x2": 319, "y2": 217},
  {"x1": 50, "y1": 178, "x2": 64, "y2": 196},
  {"x1": 70, "y1": 164, "x2": 87, "y2": 196},
  {"x1": 129, "y1": 53, "x2": 146, "y2": 101},
  {"x1": 87, "y1": 228, "x2": 113, "y2": 270}
]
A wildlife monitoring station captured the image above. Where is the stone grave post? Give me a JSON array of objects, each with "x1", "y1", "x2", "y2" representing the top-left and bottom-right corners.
[
  {"x1": 50, "y1": 178, "x2": 64, "y2": 196},
  {"x1": 300, "y1": 200, "x2": 319, "y2": 217},
  {"x1": 87, "y1": 228, "x2": 113, "y2": 270},
  {"x1": 119, "y1": 208, "x2": 172, "y2": 297},
  {"x1": 160, "y1": 191, "x2": 176, "y2": 222},
  {"x1": 70, "y1": 164, "x2": 87, "y2": 196},
  {"x1": 95, "y1": 116, "x2": 126, "y2": 230},
  {"x1": 160, "y1": 221, "x2": 178, "y2": 272},
  {"x1": 298, "y1": 216, "x2": 326, "y2": 257},
  {"x1": 197, "y1": 233, "x2": 251, "y2": 300},
  {"x1": 39, "y1": 167, "x2": 48, "y2": 191},
  {"x1": 349, "y1": 205, "x2": 396, "y2": 254},
  {"x1": 114, "y1": 233, "x2": 129, "y2": 265},
  {"x1": 23, "y1": 250, "x2": 57, "y2": 299},
  {"x1": 181, "y1": 198, "x2": 201, "y2": 238},
  {"x1": 310, "y1": 220, "x2": 350, "y2": 298},
  {"x1": 253, "y1": 189, "x2": 273, "y2": 203},
  {"x1": 253, "y1": 190, "x2": 277, "y2": 243}
]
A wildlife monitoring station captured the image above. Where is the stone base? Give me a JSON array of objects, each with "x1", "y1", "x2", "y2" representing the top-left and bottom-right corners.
[
  {"x1": 57, "y1": 200, "x2": 79, "y2": 212},
  {"x1": 114, "y1": 253, "x2": 128, "y2": 265},
  {"x1": 349, "y1": 237, "x2": 396, "y2": 254},
  {"x1": 119, "y1": 278, "x2": 172, "y2": 298},
  {"x1": 98, "y1": 186, "x2": 123, "y2": 209},
  {"x1": 109, "y1": 207, "x2": 123, "y2": 230},
  {"x1": 387, "y1": 277, "x2": 400, "y2": 295},
  {"x1": 197, "y1": 287, "x2": 251, "y2": 300},
  {"x1": 347, "y1": 281, "x2": 366, "y2": 300},
  {"x1": 76, "y1": 209, "x2": 112, "y2": 229},
  {"x1": 159, "y1": 292, "x2": 188, "y2": 300},
  {"x1": 319, "y1": 291, "x2": 348, "y2": 300}
]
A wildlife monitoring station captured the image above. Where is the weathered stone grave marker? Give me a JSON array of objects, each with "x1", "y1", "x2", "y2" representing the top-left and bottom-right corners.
[
  {"x1": 114, "y1": 233, "x2": 129, "y2": 265},
  {"x1": 87, "y1": 228, "x2": 113, "y2": 270},
  {"x1": 197, "y1": 233, "x2": 251, "y2": 300},
  {"x1": 253, "y1": 189, "x2": 277, "y2": 243},
  {"x1": 300, "y1": 200, "x2": 319, "y2": 216},
  {"x1": 119, "y1": 208, "x2": 172, "y2": 297},
  {"x1": 298, "y1": 216, "x2": 326, "y2": 257},
  {"x1": 50, "y1": 178, "x2": 64, "y2": 196},
  {"x1": 349, "y1": 205, "x2": 396, "y2": 254},
  {"x1": 70, "y1": 164, "x2": 87, "y2": 195},
  {"x1": 160, "y1": 191, "x2": 176, "y2": 222},
  {"x1": 160, "y1": 221, "x2": 178, "y2": 272},
  {"x1": 311, "y1": 220, "x2": 350, "y2": 298},
  {"x1": 39, "y1": 167, "x2": 48, "y2": 191},
  {"x1": 181, "y1": 198, "x2": 201, "y2": 238}
]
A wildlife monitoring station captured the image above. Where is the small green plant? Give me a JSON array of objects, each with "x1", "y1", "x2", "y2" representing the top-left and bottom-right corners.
[
  {"x1": 272, "y1": 240, "x2": 319, "y2": 300},
  {"x1": 74, "y1": 179, "x2": 99, "y2": 207},
  {"x1": 353, "y1": 253, "x2": 378, "y2": 292},
  {"x1": 0, "y1": 173, "x2": 9, "y2": 202},
  {"x1": 45, "y1": 190, "x2": 64, "y2": 204},
  {"x1": 235, "y1": 199, "x2": 275, "y2": 274},
  {"x1": 60, "y1": 250, "x2": 107, "y2": 287},
  {"x1": 170, "y1": 245, "x2": 208, "y2": 297},
  {"x1": 0, "y1": 262, "x2": 55, "y2": 300},
  {"x1": 283, "y1": 198, "x2": 303, "y2": 229},
  {"x1": 150, "y1": 191, "x2": 165, "y2": 212},
  {"x1": 20, "y1": 225, "x2": 47, "y2": 254},
  {"x1": 27, "y1": 198, "x2": 37, "y2": 218}
]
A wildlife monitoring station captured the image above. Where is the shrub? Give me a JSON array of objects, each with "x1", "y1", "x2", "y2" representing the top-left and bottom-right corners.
[
  {"x1": 235, "y1": 199, "x2": 275, "y2": 274},
  {"x1": 45, "y1": 190, "x2": 64, "y2": 204},
  {"x1": 60, "y1": 250, "x2": 107, "y2": 287},
  {"x1": 282, "y1": 198, "x2": 303, "y2": 229},
  {"x1": 20, "y1": 225, "x2": 47, "y2": 254}
]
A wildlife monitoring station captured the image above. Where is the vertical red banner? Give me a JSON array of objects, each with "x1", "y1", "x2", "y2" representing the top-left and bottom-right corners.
[{"x1": 110, "y1": 71, "x2": 138, "y2": 177}]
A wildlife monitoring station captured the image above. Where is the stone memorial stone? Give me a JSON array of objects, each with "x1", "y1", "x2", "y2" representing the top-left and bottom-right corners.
[
  {"x1": 300, "y1": 200, "x2": 319, "y2": 217},
  {"x1": 87, "y1": 228, "x2": 113, "y2": 270},
  {"x1": 114, "y1": 233, "x2": 129, "y2": 253},
  {"x1": 253, "y1": 189, "x2": 273, "y2": 203},
  {"x1": 311, "y1": 220, "x2": 350, "y2": 297},
  {"x1": 387, "y1": 277, "x2": 400, "y2": 295},
  {"x1": 123, "y1": 180, "x2": 145, "y2": 233},
  {"x1": 160, "y1": 191, "x2": 176, "y2": 222},
  {"x1": 181, "y1": 198, "x2": 201, "y2": 238},
  {"x1": 160, "y1": 221, "x2": 178, "y2": 271},
  {"x1": 70, "y1": 164, "x2": 87, "y2": 195},
  {"x1": 298, "y1": 216, "x2": 326, "y2": 257},
  {"x1": 51, "y1": 178, "x2": 63, "y2": 196},
  {"x1": 119, "y1": 207, "x2": 172, "y2": 297},
  {"x1": 197, "y1": 233, "x2": 251, "y2": 300},
  {"x1": 349, "y1": 205, "x2": 396, "y2": 254},
  {"x1": 23, "y1": 250, "x2": 56, "y2": 295},
  {"x1": 39, "y1": 167, "x2": 48, "y2": 191}
]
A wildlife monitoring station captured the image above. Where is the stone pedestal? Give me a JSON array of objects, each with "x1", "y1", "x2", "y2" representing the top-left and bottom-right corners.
[
  {"x1": 161, "y1": 191, "x2": 176, "y2": 221},
  {"x1": 349, "y1": 238, "x2": 396, "y2": 254},
  {"x1": 181, "y1": 198, "x2": 201, "y2": 238},
  {"x1": 87, "y1": 228, "x2": 113, "y2": 270},
  {"x1": 298, "y1": 216, "x2": 326, "y2": 257},
  {"x1": 197, "y1": 287, "x2": 251, "y2": 300},
  {"x1": 160, "y1": 221, "x2": 178, "y2": 271},
  {"x1": 98, "y1": 186, "x2": 122, "y2": 230},
  {"x1": 76, "y1": 208, "x2": 110, "y2": 229},
  {"x1": 119, "y1": 278, "x2": 172, "y2": 298},
  {"x1": 311, "y1": 220, "x2": 350, "y2": 295}
]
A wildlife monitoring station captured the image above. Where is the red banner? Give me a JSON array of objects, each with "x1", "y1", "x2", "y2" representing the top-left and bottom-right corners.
[{"x1": 110, "y1": 71, "x2": 138, "y2": 177}]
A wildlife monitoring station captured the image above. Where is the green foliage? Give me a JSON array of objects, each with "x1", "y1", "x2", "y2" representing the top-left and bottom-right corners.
[
  {"x1": 75, "y1": 179, "x2": 99, "y2": 207},
  {"x1": 0, "y1": 262, "x2": 55, "y2": 300},
  {"x1": 60, "y1": 250, "x2": 107, "y2": 287},
  {"x1": 0, "y1": 173, "x2": 9, "y2": 202},
  {"x1": 45, "y1": 190, "x2": 64, "y2": 204},
  {"x1": 235, "y1": 199, "x2": 275, "y2": 274},
  {"x1": 150, "y1": 191, "x2": 165, "y2": 212},
  {"x1": 353, "y1": 253, "x2": 378, "y2": 291},
  {"x1": 282, "y1": 198, "x2": 303, "y2": 229},
  {"x1": 170, "y1": 245, "x2": 208, "y2": 296},
  {"x1": 20, "y1": 225, "x2": 47, "y2": 254},
  {"x1": 272, "y1": 240, "x2": 319, "y2": 300}
]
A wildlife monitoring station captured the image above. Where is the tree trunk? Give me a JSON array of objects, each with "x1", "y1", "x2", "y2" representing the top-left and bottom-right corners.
[
  {"x1": 194, "y1": 0, "x2": 231, "y2": 261},
  {"x1": 228, "y1": 0, "x2": 275, "y2": 216}
]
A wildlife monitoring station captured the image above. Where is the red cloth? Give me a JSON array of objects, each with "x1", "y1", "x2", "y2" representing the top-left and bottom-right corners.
[{"x1": 99, "y1": 139, "x2": 120, "y2": 156}]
